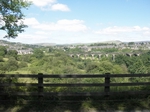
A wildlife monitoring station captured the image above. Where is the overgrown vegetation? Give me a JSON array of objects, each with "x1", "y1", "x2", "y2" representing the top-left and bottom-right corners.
[
  {"x1": 1, "y1": 45, "x2": 150, "y2": 111},
  {"x1": 0, "y1": 45, "x2": 150, "y2": 74},
  {"x1": 1, "y1": 45, "x2": 150, "y2": 91}
]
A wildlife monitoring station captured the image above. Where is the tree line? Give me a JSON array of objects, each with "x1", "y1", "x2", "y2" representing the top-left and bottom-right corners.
[{"x1": 0, "y1": 45, "x2": 150, "y2": 74}]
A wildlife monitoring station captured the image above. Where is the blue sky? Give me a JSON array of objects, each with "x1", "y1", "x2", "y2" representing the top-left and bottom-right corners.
[{"x1": 1, "y1": 0, "x2": 150, "y2": 44}]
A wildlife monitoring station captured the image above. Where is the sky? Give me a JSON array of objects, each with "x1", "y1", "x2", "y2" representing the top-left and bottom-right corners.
[{"x1": 0, "y1": 0, "x2": 150, "y2": 44}]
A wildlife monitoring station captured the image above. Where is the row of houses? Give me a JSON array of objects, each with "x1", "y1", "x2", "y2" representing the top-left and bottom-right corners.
[
  {"x1": 17, "y1": 49, "x2": 33, "y2": 55},
  {"x1": 60, "y1": 42, "x2": 150, "y2": 52},
  {"x1": 0, "y1": 40, "x2": 33, "y2": 55}
]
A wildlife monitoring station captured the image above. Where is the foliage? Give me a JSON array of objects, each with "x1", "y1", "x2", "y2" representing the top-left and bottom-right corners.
[
  {"x1": 6, "y1": 57, "x2": 18, "y2": 71},
  {"x1": 0, "y1": 46, "x2": 7, "y2": 56},
  {"x1": 115, "y1": 53, "x2": 150, "y2": 74},
  {"x1": 92, "y1": 48, "x2": 119, "y2": 53},
  {"x1": 0, "y1": 0, "x2": 31, "y2": 38},
  {"x1": 0, "y1": 56, "x2": 4, "y2": 62},
  {"x1": 7, "y1": 50, "x2": 18, "y2": 58},
  {"x1": 18, "y1": 61, "x2": 27, "y2": 68},
  {"x1": 1, "y1": 46, "x2": 150, "y2": 75},
  {"x1": 128, "y1": 59, "x2": 147, "y2": 74},
  {"x1": 85, "y1": 61, "x2": 124, "y2": 74},
  {"x1": 17, "y1": 55, "x2": 31, "y2": 62},
  {"x1": 128, "y1": 42, "x2": 135, "y2": 45},
  {"x1": 1, "y1": 47, "x2": 150, "y2": 107},
  {"x1": 33, "y1": 49, "x2": 44, "y2": 59},
  {"x1": 115, "y1": 54, "x2": 127, "y2": 65}
]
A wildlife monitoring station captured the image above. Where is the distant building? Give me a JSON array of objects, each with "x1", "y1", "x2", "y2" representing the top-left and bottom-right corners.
[{"x1": 17, "y1": 49, "x2": 33, "y2": 55}]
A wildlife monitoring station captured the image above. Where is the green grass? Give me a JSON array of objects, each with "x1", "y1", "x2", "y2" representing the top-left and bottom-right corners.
[
  {"x1": 3, "y1": 58, "x2": 8, "y2": 61},
  {"x1": 6, "y1": 70, "x2": 31, "y2": 74}
]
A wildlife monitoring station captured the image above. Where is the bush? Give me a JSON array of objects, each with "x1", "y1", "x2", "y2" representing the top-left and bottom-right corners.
[
  {"x1": 18, "y1": 61, "x2": 28, "y2": 68},
  {"x1": 6, "y1": 57, "x2": 18, "y2": 71},
  {"x1": 0, "y1": 56, "x2": 4, "y2": 62}
]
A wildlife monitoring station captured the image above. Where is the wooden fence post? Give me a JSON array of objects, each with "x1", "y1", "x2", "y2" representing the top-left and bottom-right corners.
[
  {"x1": 38, "y1": 73, "x2": 43, "y2": 99},
  {"x1": 104, "y1": 73, "x2": 110, "y2": 97}
]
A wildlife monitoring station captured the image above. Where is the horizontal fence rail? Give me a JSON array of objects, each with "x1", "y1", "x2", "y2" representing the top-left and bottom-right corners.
[
  {"x1": 0, "y1": 73, "x2": 150, "y2": 98},
  {"x1": 1, "y1": 74, "x2": 150, "y2": 78}
]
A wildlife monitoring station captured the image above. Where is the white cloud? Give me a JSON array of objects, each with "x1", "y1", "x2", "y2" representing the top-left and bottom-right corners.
[
  {"x1": 93, "y1": 26, "x2": 150, "y2": 42},
  {"x1": 13, "y1": 33, "x2": 50, "y2": 44},
  {"x1": 24, "y1": 18, "x2": 39, "y2": 26},
  {"x1": 51, "y1": 3, "x2": 70, "y2": 11},
  {"x1": 94, "y1": 26, "x2": 150, "y2": 35},
  {"x1": 143, "y1": 31, "x2": 150, "y2": 36},
  {"x1": 25, "y1": 18, "x2": 88, "y2": 32},
  {"x1": 28, "y1": 0, "x2": 70, "y2": 11},
  {"x1": 35, "y1": 31, "x2": 48, "y2": 35}
]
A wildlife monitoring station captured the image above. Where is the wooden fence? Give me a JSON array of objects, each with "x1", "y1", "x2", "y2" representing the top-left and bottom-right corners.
[{"x1": 0, "y1": 73, "x2": 150, "y2": 98}]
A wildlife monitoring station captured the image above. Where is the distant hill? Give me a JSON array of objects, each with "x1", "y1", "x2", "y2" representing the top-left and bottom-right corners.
[
  {"x1": 95, "y1": 40, "x2": 122, "y2": 44},
  {"x1": 34, "y1": 43, "x2": 56, "y2": 46},
  {"x1": 1, "y1": 39, "x2": 150, "y2": 47}
]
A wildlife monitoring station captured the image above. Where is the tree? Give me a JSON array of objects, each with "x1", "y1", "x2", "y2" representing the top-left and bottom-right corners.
[
  {"x1": 128, "y1": 59, "x2": 147, "y2": 74},
  {"x1": 0, "y1": 62, "x2": 7, "y2": 72},
  {"x1": 0, "y1": 46, "x2": 7, "y2": 56},
  {"x1": 0, "y1": 0, "x2": 31, "y2": 38},
  {"x1": 6, "y1": 57, "x2": 18, "y2": 71},
  {"x1": 33, "y1": 49, "x2": 44, "y2": 59},
  {"x1": 7, "y1": 50, "x2": 18, "y2": 59},
  {"x1": 17, "y1": 54, "x2": 31, "y2": 62},
  {"x1": 0, "y1": 56, "x2": 4, "y2": 62},
  {"x1": 18, "y1": 61, "x2": 27, "y2": 68}
]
